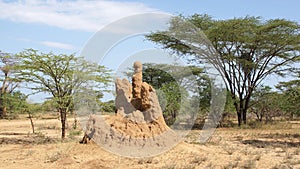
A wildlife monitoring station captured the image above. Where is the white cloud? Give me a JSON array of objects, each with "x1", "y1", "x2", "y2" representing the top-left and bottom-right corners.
[
  {"x1": 0, "y1": 0, "x2": 159, "y2": 32},
  {"x1": 40, "y1": 41, "x2": 75, "y2": 50},
  {"x1": 16, "y1": 38, "x2": 75, "y2": 50}
]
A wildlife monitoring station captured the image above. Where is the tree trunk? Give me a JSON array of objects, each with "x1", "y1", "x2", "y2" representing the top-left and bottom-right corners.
[
  {"x1": 234, "y1": 101, "x2": 242, "y2": 126},
  {"x1": 60, "y1": 108, "x2": 67, "y2": 139},
  {"x1": 0, "y1": 106, "x2": 7, "y2": 118},
  {"x1": 1, "y1": 72, "x2": 8, "y2": 118},
  {"x1": 173, "y1": 110, "x2": 177, "y2": 120},
  {"x1": 28, "y1": 111, "x2": 35, "y2": 133},
  {"x1": 0, "y1": 107, "x2": 3, "y2": 118},
  {"x1": 73, "y1": 112, "x2": 78, "y2": 129},
  {"x1": 242, "y1": 93, "x2": 252, "y2": 125},
  {"x1": 235, "y1": 105, "x2": 242, "y2": 126},
  {"x1": 2, "y1": 106, "x2": 7, "y2": 118},
  {"x1": 242, "y1": 108, "x2": 247, "y2": 124},
  {"x1": 239, "y1": 98, "x2": 246, "y2": 125},
  {"x1": 237, "y1": 111, "x2": 242, "y2": 126}
]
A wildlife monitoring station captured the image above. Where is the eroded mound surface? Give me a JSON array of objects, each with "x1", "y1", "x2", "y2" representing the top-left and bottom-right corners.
[
  {"x1": 107, "y1": 114, "x2": 169, "y2": 139},
  {"x1": 85, "y1": 114, "x2": 179, "y2": 157},
  {"x1": 82, "y1": 61, "x2": 180, "y2": 157}
]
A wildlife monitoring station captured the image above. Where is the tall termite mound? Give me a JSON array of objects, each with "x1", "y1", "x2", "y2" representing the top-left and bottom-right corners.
[{"x1": 81, "y1": 61, "x2": 179, "y2": 157}]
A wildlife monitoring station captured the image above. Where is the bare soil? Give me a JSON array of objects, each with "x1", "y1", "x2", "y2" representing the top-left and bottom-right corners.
[{"x1": 0, "y1": 115, "x2": 299, "y2": 169}]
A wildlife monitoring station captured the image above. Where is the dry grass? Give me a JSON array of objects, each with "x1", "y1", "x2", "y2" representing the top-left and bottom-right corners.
[{"x1": 0, "y1": 117, "x2": 299, "y2": 169}]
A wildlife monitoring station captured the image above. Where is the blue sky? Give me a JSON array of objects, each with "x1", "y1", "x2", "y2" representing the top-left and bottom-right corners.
[
  {"x1": 1, "y1": 0, "x2": 299, "y2": 55},
  {"x1": 0, "y1": 0, "x2": 299, "y2": 102}
]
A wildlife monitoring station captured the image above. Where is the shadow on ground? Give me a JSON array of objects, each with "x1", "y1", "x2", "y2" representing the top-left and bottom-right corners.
[
  {"x1": 241, "y1": 139, "x2": 300, "y2": 148},
  {"x1": 0, "y1": 134, "x2": 57, "y2": 145}
]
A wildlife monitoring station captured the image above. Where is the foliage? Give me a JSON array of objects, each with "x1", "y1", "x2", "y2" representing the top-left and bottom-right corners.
[
  {"x1": 0, "y1": 91, "x2": 28, "y2": 119},
  {"x1": 224, "y1": 91, "x2": 236, "y2": 113},
  {"x1": 16, "y1": 49, "x2": 111, "y2": 138},
  {"x1": 250, "y1": 85, "x2": 283, "y2": 122},
  {"x1": 140, "y1": 63, "x2": 211, "y2": 125},
  {"x1": 0, "y1": 52, "x2": 21, "y2": 118},
  {"x1": 146, "y1": 14, "x2": 300, "y2": 125},
  {"x1": 41, "y1": 99, "x2": 58, "y2": 113},
  {"x1": 160, "y1": 81, "x2": 182, "y2": 125},
  {"x1": 73, "y1": 87, "x2": 104, "y2": 114},
  {"x1": 26, "y1": 103, "x2": 45, "y2": 114},
  {"x1": 100, "y1": 100, "x2": 115, "y2": 113},
  {"x1": 140, "y1": 63, "x2": 182, "y2": 125},
  {"x1": 276, "y1": 73, "x2": 300, "y2": 118}
]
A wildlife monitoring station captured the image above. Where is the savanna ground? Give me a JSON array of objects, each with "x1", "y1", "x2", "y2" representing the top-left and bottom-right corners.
[{"x1": 0, "y1": 114, "x2": 299, "y2": 169}]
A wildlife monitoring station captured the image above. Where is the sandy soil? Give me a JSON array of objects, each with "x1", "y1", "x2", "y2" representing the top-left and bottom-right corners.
[{"x1": 0, "y1": 115, "x2": 299, "y2": 169}]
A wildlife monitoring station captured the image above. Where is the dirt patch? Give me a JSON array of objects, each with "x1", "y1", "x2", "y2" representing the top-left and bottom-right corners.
[{"x1": 0, "y1": 118, "x2": 300, "y2": 168}]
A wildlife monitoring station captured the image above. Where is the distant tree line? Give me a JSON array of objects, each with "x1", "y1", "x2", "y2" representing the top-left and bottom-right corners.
[{"x1": 133, "y1": 63, "x2": 300, "y2": 127}]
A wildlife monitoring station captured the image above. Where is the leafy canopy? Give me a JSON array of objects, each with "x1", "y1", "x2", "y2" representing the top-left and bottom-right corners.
[
  {"x1": 147, "y1": 14, "x2": 300, "y2": 125},
  {"x1": 16, "y1": 49, "x2": 111, "y2": 138}
]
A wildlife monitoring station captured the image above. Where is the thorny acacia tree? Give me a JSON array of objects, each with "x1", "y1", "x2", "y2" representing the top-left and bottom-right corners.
[
  {"x1": 17, "y1": 49, "x2": 111, "y2": 139},
  {"x1": 147, "y1": 14, "x2": 300, "y2": 126},
  {"x1": 276, "y1": 72, "x2": 300, "y2": 119},
  {"x1": 125, "y1": 63, "x2": 211, "y2": 125},
  {"x1": 250, "y1": 85, "x2": 282, "y2": 122},
  {"x1": 0, "y1": 52, "x2": 20, "y2": 118},
  {"x1": 142, "y1": 63, "x2": 211, "y2": 115}
]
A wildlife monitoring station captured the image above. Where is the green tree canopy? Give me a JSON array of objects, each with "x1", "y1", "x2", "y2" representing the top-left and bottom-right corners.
[
  {"x1": 147, "y1": 14, "x2": 300, "y2": 126},
  {"x1": 128, "y1": 63, "x2": 211, "y2": 125},
  {"x1": 99, "y1": 100, "x2": 115, "y2": 113},
  {"x1": 276, "y1": 73, "x2": 300, "y2": 118},
  {"x1": 250, "y1": 85, "x2": 283, "y2": 122},
  {"x1": 16, "y1": 49, "x2": 111, "y2": 139},
  {"x1": 0, "y1": 52, "x2": 20, "y2": 118},
  {"x1": 1, "y1": 91, "x2": 28, "y2": 119}
]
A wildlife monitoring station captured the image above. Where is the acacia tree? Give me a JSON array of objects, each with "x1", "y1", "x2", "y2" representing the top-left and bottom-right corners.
[
  {"x1": 134, "y1": 63, "x2": 210, "y2": 125},
  {"x1": 17, "y1": 49, "x2": 111, "y2": 139},
  {"x1": 0, "y1": 52, "x2": 20, "y2": 118},
  {"x1": 250, "y1": 85, "x2": 283, "y2": 122},
  {"x1": 276, "y1": 73, "x2": 300, "y2": 119},
  {"x1": 147, "y1": 15, "x2": 300, "y2": 126}
]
